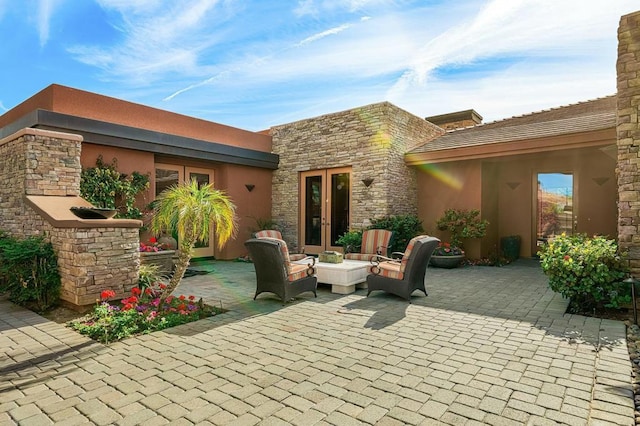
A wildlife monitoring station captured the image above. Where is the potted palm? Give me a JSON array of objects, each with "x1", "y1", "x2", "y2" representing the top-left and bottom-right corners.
[
  {"x1": 432, "y1": 209, "x2": 488, "y2": 268},
  {"x1": 150, "y1": 180, "x2": 237, "y2": 302}
]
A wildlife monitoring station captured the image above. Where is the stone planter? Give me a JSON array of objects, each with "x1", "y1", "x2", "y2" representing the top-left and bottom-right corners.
[
  {"x1": 140, "y1": 250, "x2": 176, "y2": 275},
  {"x1": 430, "y1": 255, "x2": 465, "y2": 269}
]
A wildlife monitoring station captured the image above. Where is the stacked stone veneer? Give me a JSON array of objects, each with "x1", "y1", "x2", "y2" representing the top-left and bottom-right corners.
[
  {"x1": 271, "y1": 102, "x2": 443, "y2": 249},
  {"x1": 0, "y1": 128, "x2": 140, "y2": 307},
  {"x1": 618, "y1": 11, "x2": 640, "y2": 275}
]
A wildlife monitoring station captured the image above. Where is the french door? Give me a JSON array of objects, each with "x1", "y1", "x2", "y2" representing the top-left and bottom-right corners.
[
  {"x1": 300, "y1": 167, "x2": 351, "y2": 254},
  {"x1": 155, "y1": 164, "x2": 215, "y2": 258}
]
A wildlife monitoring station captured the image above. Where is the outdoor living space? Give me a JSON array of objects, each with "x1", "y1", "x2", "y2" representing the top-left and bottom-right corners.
[{"x1": 1, "y1": 259, "x2": 634, "y2": 425}]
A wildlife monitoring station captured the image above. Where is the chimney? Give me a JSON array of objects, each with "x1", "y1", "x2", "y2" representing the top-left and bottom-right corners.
[{"x1": 425, "y1": 109, "x2": 483, "y2": 131}]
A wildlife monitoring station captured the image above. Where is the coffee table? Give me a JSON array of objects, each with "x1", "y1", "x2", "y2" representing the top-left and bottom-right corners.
[{"x1": 296, "y1": 259, "x2": 371, "y2": 294}]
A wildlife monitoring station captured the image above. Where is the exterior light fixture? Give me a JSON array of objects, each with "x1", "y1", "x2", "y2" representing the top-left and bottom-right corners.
[
  {"x1": 362, "y1": 178, "x2": 374, "y2": 187},
  {"x1": 245, "y1": 184, "x2": 255, "y2": 192}
]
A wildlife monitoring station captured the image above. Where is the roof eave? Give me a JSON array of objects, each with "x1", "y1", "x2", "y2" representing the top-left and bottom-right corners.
[{"x1": 405, "y1": 128, "x2": 615, "y2": 165}]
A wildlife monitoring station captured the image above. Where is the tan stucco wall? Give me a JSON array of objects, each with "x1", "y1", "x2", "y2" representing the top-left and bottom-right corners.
[{"x1": 417, "y1": 146, "x2": 617, "y2": 260}]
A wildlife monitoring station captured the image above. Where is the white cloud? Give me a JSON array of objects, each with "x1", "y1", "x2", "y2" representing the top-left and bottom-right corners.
[
  {"x1": 68, "y1": 0, "x2": 223, "y2": 84},
  {"x1": 36, "y1": 0, "x2": 56, "y2": 47},
  {"x1": 0, "y1": 100, "x2": 8, "y2": 113}
]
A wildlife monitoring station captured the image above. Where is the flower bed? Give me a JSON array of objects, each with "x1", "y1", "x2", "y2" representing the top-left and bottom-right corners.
[{"x1": 69, "y1": 285, "x2": 222, "y2": 343}]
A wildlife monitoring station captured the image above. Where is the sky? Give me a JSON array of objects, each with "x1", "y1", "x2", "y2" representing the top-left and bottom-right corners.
[{"x1": 0, "y1": 0, "x2": 638, "y2": 132}]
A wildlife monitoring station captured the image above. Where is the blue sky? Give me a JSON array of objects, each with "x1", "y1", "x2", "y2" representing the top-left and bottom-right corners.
[{"x1": 0, "y1": 0, "x2": 638, "y2": 131}]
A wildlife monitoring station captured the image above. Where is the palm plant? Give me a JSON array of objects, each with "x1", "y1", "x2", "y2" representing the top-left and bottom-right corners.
[{"x1": 150, "y1": 180, "x2": 237, "y2": 300}]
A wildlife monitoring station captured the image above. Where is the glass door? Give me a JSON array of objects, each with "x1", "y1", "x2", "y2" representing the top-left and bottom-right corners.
[
  {"x1": 300, "y1": 167, "x2": 351, "y2": 254},
  {"x1": 536, "y1": 172, "x2": 574, "y2": 249},
  {"x1": 186, "y1": 167, "x2": 215, "y2": 258},
  {"x1": 154, "y1": 164, "x2": 215, "y2": 258}
]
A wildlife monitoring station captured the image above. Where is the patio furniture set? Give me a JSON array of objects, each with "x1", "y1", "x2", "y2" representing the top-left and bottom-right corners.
[{"x1": 244, "y1": 230, "x2": 440, "y2": 303}]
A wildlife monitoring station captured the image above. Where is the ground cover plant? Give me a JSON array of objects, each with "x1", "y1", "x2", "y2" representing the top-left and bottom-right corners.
[{"x1": 69, "y1": 282, "x2": 221, "y2": 344}]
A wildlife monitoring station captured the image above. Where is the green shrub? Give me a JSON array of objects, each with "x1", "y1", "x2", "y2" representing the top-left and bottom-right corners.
[
  {"x1": 336, "y1": 229, "x2": 364, "y2": 253},
  {"x1": 436, "y1": 208, "x2": 488, "y2": 249},
  {"x1": 538, "y1": 234, "x2": 629, "y2": 310},
  {"x1": 0, "y1": 232, "x2": 61, "y2": 312},
  {"x1": 369, "y1": 215, "x2": 424, "y2": 253},
  {"x1": 80, "y1": 156, "x2": 150, "y2": 219}
]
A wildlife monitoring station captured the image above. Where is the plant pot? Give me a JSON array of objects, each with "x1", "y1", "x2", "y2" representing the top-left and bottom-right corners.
[
  {"x1": 500, "y1": 235, "x2": 521, "y2": 261},
  {"x1": 430, "y1": 254, "x2": 465, "y2": 269},
  {"x1": 70, "y1": 207, "x2": 118, "y2": 219}
]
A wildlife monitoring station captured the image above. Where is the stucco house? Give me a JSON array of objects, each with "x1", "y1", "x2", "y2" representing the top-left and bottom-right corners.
[{"x1": 1, "y1": 10, "x2": 639, "y2": 301}]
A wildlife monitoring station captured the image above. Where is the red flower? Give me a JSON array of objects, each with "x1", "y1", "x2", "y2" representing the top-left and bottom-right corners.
[
  {"x1": 179, "y1": 295, "x2": 186, "y2": 301},
  {"x1": 101, "y1": 290, "x2": 116, "y2": 300},
  {"x1": 149, "y1": 237, "x2": 157, "y2": 243},
  {"x1": 188, "y1": 295, "x2": 195, "y2": 301},
  {"x1": 131, "y1": 287, "x2": 142, "y2": 296},
  {"x1": 564, "y1": 255, "x2": 571, "y2": 261},
  {"x1": 177, "y1": 303, "x2": 187, "y2": 311},
  {"x1": 144, "y1": 288, "x2": 153, "y2": 295},
  {"x1": 159, "y1": 283, "x2": 167, "y2": 290}
]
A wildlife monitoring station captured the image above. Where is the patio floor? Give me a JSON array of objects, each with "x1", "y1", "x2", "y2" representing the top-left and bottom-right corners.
[{"x1": 0, "y1": 258, "x2": 634, "y2": 425}]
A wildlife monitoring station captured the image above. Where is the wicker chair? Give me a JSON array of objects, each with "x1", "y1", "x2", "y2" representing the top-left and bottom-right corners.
[
  {"x1": 245, "y1": 238, "x2": 317, "y2": 303},
  {"x1": 254, "y1": 230, "x2": 307, "y2": 261},
  {"x1": 344, "y1": 229, "x2": 393, "y2": 261},
  {"x1": 366, "y1": 236, "x2": 440, "y2": 302}
]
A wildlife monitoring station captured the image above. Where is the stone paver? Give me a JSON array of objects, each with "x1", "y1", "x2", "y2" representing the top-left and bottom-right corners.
[{"x1": 0, "y1": 259, "x2": 634, "y2": 424}]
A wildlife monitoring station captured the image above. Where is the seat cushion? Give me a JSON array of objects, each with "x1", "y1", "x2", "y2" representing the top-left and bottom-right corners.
[
  {"x1": 345, "y1": 253, "x2": 376, "y2": 261},
  {"x1": 289, "y1": 253, "x2": 308, "y2": 261},
  {"x1": 371, "y1": 261, "x2": 403, "y2": 279}
]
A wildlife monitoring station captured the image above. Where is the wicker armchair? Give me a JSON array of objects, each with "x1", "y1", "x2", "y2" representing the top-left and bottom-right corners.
[
  {"x1": 245, "y1": 238, "x2": 317, "y2": 303},
  {"x1": 254, "y1": 230, "x2": 307, "y2": 261},
  {"x1": 367, "y1": 235, "x2": 440, "y2": 302}
]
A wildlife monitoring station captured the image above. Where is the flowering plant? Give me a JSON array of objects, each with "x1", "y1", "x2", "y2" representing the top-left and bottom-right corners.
[
  {"x1": 432, "y1": 242, "x2": 465, "y2": 256},
  {"x1": 139, "y1": 237, "x2": 169, "y2": 252},
  {"x1": 70, "y1": 284, "x2": 219, "y2": 343}
]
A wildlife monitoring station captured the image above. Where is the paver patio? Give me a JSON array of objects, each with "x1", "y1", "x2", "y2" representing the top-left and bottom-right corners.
[{"x1": 0, "y1": 259, "x2": 634, "y2": 425}]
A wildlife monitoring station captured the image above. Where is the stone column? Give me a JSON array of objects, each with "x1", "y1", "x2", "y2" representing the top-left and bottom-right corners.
[{"x1": 617, "y1": 11, "x2": 640, "y2": 275}]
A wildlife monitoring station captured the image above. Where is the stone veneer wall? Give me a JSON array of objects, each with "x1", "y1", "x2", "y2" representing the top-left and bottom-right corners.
[
  {"x1": 271, "y1": 102, "x2": 443, "y2": 249},
  {"x1": 0, "y1": 128, "x2": 140, "y2": 307},
  {"x1": 617, "y1": 11, "x2": 640, "y2": 276}
]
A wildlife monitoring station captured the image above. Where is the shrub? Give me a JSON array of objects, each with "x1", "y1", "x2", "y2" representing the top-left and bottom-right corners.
[
  {"x1": 0, "y1": 232, "x2": 60, "y2": 312},
  {"x1": 369, "y1": 215, "x2": 424, "y2": 253},
  {"x1": 436, "y1": 208, "x2": 488, "y2": 249},
  {"x1": 80, "y1": 156, "x2": 150, "y2": 219},
  {"x1": 336, "y1": 229, "x2": 364, "y2": 253},
  {"x1": 538, "y1": 234, "x2": 629, "y2": 310}
]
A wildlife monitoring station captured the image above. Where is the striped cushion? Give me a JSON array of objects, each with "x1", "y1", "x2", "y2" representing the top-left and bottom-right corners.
[
  {"x1": 360, "y1": 229, "x2": 392, "y2": 257},
  {"x1": 260, "y1": 237, "x2": 314, "y2": 282},
  {"x1": 345, "y1": 253, "x2": 377, "y2": 261},
  {"x1": 370, "y1": 235, "x2": 429, "y2": 280},
  {"x1": 255, "y1": 230, "x2": 283, "y2": 239},
  {"x1": 372, "y1": 261, "x2": 403, "y2": 279},
  {"x1": 256, "y1": 230, "x2": 306, "y2": 259}
]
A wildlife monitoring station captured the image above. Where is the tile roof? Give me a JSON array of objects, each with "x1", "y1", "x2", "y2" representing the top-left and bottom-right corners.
[{"x1": 410, "y1": 95, "x2": 616, "y2": 154}]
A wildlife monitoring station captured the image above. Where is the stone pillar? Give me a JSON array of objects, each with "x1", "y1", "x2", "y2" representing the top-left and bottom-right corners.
[
  {"x1": 0, "y1": 128, "x2": 141, "y2": 307},
  {"x1": 617, "y1": 11, "x2": 640, "y2": 275}
]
